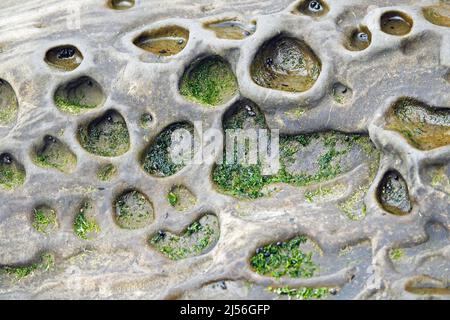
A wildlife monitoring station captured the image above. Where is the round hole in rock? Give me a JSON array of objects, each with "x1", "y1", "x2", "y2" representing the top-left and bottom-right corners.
[
  {"x1": 167, "y1": 185, "x2": 197, "y2": 211},
  {"x1": 141, "y1": 122, "x2": 194, "y2": 177},
  {"x1": 422, "y1": 4, "x2": 450, "y2": 28},
  {"x1": 0, "y1": 79, "x2": 18, "y2": 126},
  {"x1": 332, "y1": 82, "x2": 353, "y2": 104},
  {"x1": 45, "y1": 45, "x2": 83, "y2": 71},
  {"x1": 377, "y1": 170, "x2": 412, "y2": 216},
  {"x1": 179, "y1": 55, "x2": 238, "y2": 106},
  {"x1": 250, "y1": 35, "x2": 321, "y2": 93},
  {"x1": 140, "y1": 113, "x2": 153, "y2": 128},
  {"x1": 380, "y1": 11, "x2": 413, "y2": 36},
  {"x1": 0, "y1": 153, "x2": 25, "y2": 190},
  {"x1": 148, "y1": 213, "x2": 219, "y2": 260},
  {"x1": 344, "y1": 26, "x2": 372, "y2": 51},
  {"x1": 97, "y1": 163, "x2": 117, "y2": 181},
  {"x1": 77, "y1": 109, "x2": 130, "y2": 157},
  {"x1": 114, "y1": 190, "x2": 154, "y2": 229},
  {"x1": 54, "y1": 76, "x2": 105, "y2": 115},
  {"x1": 107, "y1": 0, "x2": 135, "y2": 10},
  {"x1": 296, "y1": 0, "x2": 329, "y2": 17},
  {"x1": 32, "y1": 135, "x2": 77, "y2": 173},
  {"x1": 204, "y1": 19, "x2": 256, "y2": 40},
  {"x1": 133, "y1": 26, "x2": 189, "y2": 57},
  {"x1": 385, "y1": 97, "x2": 450, "y2": 151},
  {"x1": 32, "y1": 205, "x2": 58, "y2": 234},
  {"x1": 73, "y1": 201, "x2": 100, "y2": 240}
]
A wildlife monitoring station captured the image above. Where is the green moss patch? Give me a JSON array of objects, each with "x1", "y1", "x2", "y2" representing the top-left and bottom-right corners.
[
  {"x1": 213, "y1": 131, "x2": 379, "y2": 199},
  {"x1": 97, "y1": 163, "x2": 117, "y2": 181},
  {"x1": 168, "y1": 185, "x2": 197, "y2": 211},
  {"x1": 78, "y1": 110, "x2": 130, "y2": 157},
  {"x1": 142, "y1": 122, "x2": 194, "y2": 177},
  {"x1": 114, "y1": 190, "x2": 154, "y2": 229},
  {"x1": 250, "y1": 236, "x2": 319, "y2": 278},
  {"x1": 149, "y1": 214, "x2": 219, "y2": 260},
  {"x1": 213, "y1": 100, "x2": 379, "y2": 199},
  {"x1": 269, "y1": 287, "x2": 329, "y2": 300},
  {"x1": 32, "y1": 205, "x2": 57, "y2": 234},
  {"x1": 74, "y1": 201, "x2": 100, "y2": 240},
  {"x1": 0, "y1": 252, "x2": 54, "y2": 280},
  {"x1": 0, "y1": 79, "x2": 18, "y2": 126},
  {"x1": 389, "y1": 248, "x2": 404, "y2": 261},
  {"x1": 54, "y1": 76, "x2": 104, "y2": 115},
  {"x1": 180, "y1": 56, "x2": 238, "y2": 106},
  {"x1": 32, "y1": 135, "x2": 77, "y2": 173},
  {"x1": 0, "y1": 153, "x2": 26, "y2": 190}
]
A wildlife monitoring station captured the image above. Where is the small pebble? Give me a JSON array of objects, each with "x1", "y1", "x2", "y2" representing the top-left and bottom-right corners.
[
  {"x1": 329, "y1": 288, "x2": 338, "y2": 295},
  {"x1": 158, "y1": 230, "x2": 166, "y2": 238},
  {"x1": 45, "y1": 135, "x2": 56, "y2": 143},
  {"x1": 57, "y1": 47, "x2": 75, "y2": 59},
  {"x1": 309, "y1": 1, "x2": 323, "y2": 13},
  {"x1": 357, "y1": 32, "x2": 369, "y2": 42},
  {"x1": 0, "y1": 154, "x2": 12, "y2": 164}
]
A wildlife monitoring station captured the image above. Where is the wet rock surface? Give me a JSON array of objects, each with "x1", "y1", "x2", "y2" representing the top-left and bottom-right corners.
[{"x1": 0, "y1": 0, "x2": 449, "y2": 300}]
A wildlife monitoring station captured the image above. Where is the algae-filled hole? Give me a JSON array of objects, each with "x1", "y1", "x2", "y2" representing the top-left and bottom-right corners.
[
  {"x1": 54, "y1": 76, "x2": 105, "y2": 115},
  {"x1": 32, "y1": 205, "x2": 58, "y2": 234},
  {"x1": 250, "y1": 35, "x2": 321, "y2": 93},
  {"x1": 250, "y1": 236, "x2": 321, "y2": 279},
  {"x1": 204, "y1": 19, "x2": 256, "y2": 40},
  {"x1": 380, "y1": 11, "x2": 413, "y2": 36},
  {"x1": 179, "y1": 55, "x2": 238, "y2": 106},
  {"x1": 167, "y1": 185, "x2": 197, "y2": 211},
  {"x1": 296, "y1": 0, "x2": 329, "y2": 17},
  {"x1": 114, "y1": 190, "x2": 154, "y2": 229},
  {"x1": 148, "y1": 214, "x2": 220, "y2": 260},
  {"x1": 133, "y1": 26, "x2": 189, "y2": 57},
  {"x1": 332, "y1": 82, "x2": 353, "y2": 104},
  {"x1": 141, "y1": 122, "x2": 194, "y2": 177},
  {"x1": 32, "y1": 135, "x2": 77, "y2": 173},
  {"x1": 78, "y1": 109, "x2": 130, "y2": 157},
  {"x1": 0, "y1": 153, "x2": 26, "y2": 190},
  {"x1": 45, "y1": 45, "x2": 83, "y2": 71},
  {"x1": 385, "y1": 97, "x2": 450, "y2": 150},
  {"x1": 344, "y1": 26, "x2": 372, "y2": 51},
  {"x1": 107, "y1": 0, "x2": 135, "y2": 10},
  {"x1": 73, "y1": 201, "x2": 100, "y2": 240},
  {"x1": 422, "y1": 4, "x2": 450, "y2": 28},
  {"x1": 377, "y1": 170, "x2": 412, "y2": 216},
  {"x1": 0, "y1": 79, "x2": 19, "y2": 126}
]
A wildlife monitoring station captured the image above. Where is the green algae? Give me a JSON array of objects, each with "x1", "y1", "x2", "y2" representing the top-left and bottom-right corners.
[
  {"x1": 180, "y1": 56, "x2": 238, "y2": 106},
  {"x1": 74, "y1": 202, "x2": 100, "y2": 240},
  {"x1": 0, "y1": 153, "x2": 25, "y2": 190},
  {"x1": 0, "y1": 252, "x2": 55, "y2": 280},
  {"x1": 78, "y1": 110, "x2": 130, "y2": 157},
  {"x1": 97, "y1": 163, "x2": 117, "y2": 181},
  {"x1": 32, "y1": 206, "x2": 57, "y2": 234},
  {"x1": 32, "y1": 135, "x2": 77, "y2": 173},
  {"x1": 142, "y1": 122, "x2": 194, "y2": 177},
  {"x1": 149, "y1": 214, "x2": 219, "y2": 260},
  {"x1": 114, "y1": 190, "x2": 154, "y2": 229}
]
